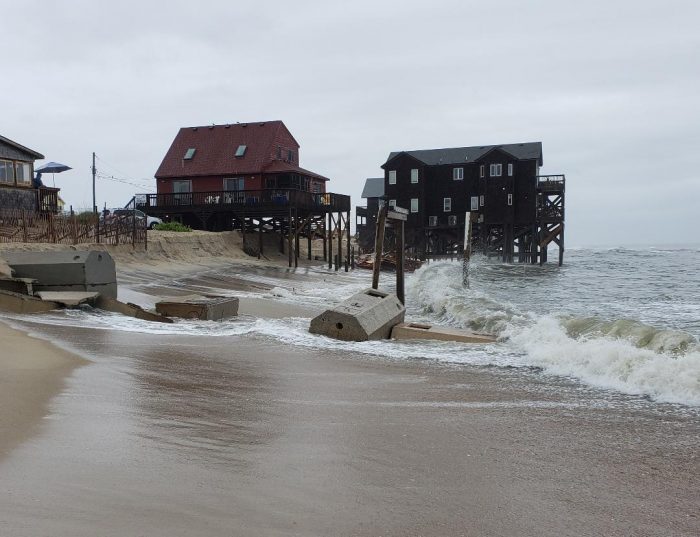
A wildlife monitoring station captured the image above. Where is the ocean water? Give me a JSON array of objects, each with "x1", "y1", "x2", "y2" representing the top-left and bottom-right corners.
[{"x1": 5, "y1": 247, "x2": 700, "y2": 407}]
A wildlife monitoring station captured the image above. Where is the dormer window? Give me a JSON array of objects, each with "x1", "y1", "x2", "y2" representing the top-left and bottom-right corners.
[
  {"x1": 183, "y1": 148, "x2": 196, "y2": 160},
  {"x1": 235, "y1": 145, "x2": 247, "y2": 157}
]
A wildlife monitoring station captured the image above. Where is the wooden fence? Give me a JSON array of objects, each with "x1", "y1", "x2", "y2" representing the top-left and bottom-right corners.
[{"x1": 0, "y1": 209, "x2": 147, "y2": 247}]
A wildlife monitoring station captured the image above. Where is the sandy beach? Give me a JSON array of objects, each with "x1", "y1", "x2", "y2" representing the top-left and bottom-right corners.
[
  {"x1": 0, "y1": 322, "x2": 85, "y2": 460},
  {"x1": 0, "y1": 234, "x2": 698, "y2": 536}
]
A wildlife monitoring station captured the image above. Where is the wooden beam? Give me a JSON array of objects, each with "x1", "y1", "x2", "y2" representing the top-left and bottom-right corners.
[
  {"x1": 372, "y1": 205, "x2": 388, "y2": 289},
  {"x1": 396, "y1": 219, "x2": 405, "y2": 304}
]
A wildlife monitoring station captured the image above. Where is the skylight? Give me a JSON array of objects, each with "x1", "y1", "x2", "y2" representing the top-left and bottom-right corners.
[
  {"x1": 235, "y1": 145, "x2": 247, "y2": 157},
  {"x1": 184, "y1": 148, "x2": 196, "y2": 160}
]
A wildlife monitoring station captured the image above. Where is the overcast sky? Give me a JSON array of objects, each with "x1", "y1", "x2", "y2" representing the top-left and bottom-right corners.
[{"x1": 3, "y1": 0, "x2": 699, "y2": 246}]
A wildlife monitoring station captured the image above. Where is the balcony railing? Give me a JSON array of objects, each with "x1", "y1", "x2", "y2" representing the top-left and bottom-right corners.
[
  {"x1": 536, "y1": 175, "x2": 566, "y2": 192},
  {"x1": 135, "y1": 189, "x2": 351, "y2": 213}
]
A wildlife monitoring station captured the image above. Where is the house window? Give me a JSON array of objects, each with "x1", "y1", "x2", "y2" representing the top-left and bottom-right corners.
[
  {"x1": 411, "y1": 169, "x2": 419, "y2": 183},
  {"x1": 490, "y1": 163, "x2": 502, "y2": 177},
  {"x1": 0, "y1": 160, "x2": 15, "y2": 183},
  {"x1": 235, "y1": 145, "x2": 247, "y2": 157},
  {"x1": 183, "y1": 148, "x2": 196, "y2": 160},
  {"x1": 388, "y1": 199, "x2": 396, "y2": 209},
  {"x1": 479, "y1": 195, "x2": 484, "y2": 206},
  {"x1": 410, "y1": 198, "x2": 419, "y2": 213},
  {"x1": 224, "y1": 177, "x2": 245, "y2": 191},
  {"x1": 312, "y1": 182, "x2": 321, "y2": 193},
  {"x1": 507, "y1": 193, "x2": 513, "y2": 206},
  {"x1": 287, "y1": 150, "x2": 294, "y2": 162},
  {"x1": 277, "y1": 146, "x2": 282, "y2": 159},
  {"x1": 448, "y1": 215, "x2": 457, "y2": 226},
  {"x1": 508, "y1": 163, "x2": 513, "y2": 176},
  {"x1": 388, "y1": 170, "x2": 396, "y2": 185},
  {"x1": 443, "y1": 197, "x2": 452, "y2": 212},
  {"x1": 15, "y1": 162, "x2": 31, "y2": 185},
  {"x1": 453, "y1": 167, "x2": 464, "y2": 180},
  {"x1": 428, "y1": 216, "x2": 438, "y2": 227},
  {"x1": 479, "y1": 165, "x2": 485, "y2": 178},
  {"x1": 470, "y1": 196, "x2": 479, "y2": 211}
]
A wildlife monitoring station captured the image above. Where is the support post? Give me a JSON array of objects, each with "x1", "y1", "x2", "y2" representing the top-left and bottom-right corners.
[
  {"x1": 396, "y1": 219, "x2": 405, "y2": 305},
  {"x1": 328, "y1": 213, "x2": 333, "y2": 270},
  {"x1": 288, "y1": 209, "x2": 293, "y2": 268},
  {"x1": 372, "y1": 205, "x2": 388, "y2": 289},
  {"x1": 462, "y1": 211, "x2": 472, "y2": 287},
  {"x1": 558, "y1": 223, "x2": 565, "y2": 266},
  {"x1": 307, "y1": 218, "x2": 312, "y2": 260},
  {"x1": 345, "y1": 210, "x2": 351, "y2": 272},
  {"x1": 92, "y1": 151, "x2": 97, "y2": 215},
  {"x1": 258, "y1": 218, "x2": 263, "y2": 259},
  {"x1": 336, "y1": 212, "x2": 341, "y2": 271},
  {"x1": 322, "y1": 215, "x2": 327, "y2": 261}
]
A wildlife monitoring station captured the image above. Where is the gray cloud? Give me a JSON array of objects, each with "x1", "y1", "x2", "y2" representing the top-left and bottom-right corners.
[{"x1": 3, "y1": 0, "x2": 698, "y2": 246}]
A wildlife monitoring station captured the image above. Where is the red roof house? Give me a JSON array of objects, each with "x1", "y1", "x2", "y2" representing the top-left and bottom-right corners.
[{"x1": 155, "y1": 120, "x2": 328, "y2": 196}]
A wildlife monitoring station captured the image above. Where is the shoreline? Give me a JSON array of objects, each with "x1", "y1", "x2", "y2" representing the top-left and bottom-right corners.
[{"x1": 0, "y1": 320, "x2": 87, "y2": 461}]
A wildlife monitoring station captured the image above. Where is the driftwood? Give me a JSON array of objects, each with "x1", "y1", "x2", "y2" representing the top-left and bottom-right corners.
[{"x1": 356, "y1": 253, "x2": 422, "y2": 272}]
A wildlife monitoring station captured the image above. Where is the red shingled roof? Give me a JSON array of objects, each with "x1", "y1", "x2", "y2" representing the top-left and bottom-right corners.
[{"x1": 155, "y1": 120, "x2": 305, "y2": 179}]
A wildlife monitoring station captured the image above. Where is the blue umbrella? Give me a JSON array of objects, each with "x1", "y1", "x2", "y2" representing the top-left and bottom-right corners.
[
  {"x1": 35, "y1": 161, "x2": 72, "y2": 188},
  {"x1": 35, "y1": 161, "x2": 72, "y2": 174}
]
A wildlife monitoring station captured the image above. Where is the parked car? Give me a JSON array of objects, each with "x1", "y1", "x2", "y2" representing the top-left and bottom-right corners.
[{"x1": 103, "y1": 208, "x2": 162, "y2": 229}]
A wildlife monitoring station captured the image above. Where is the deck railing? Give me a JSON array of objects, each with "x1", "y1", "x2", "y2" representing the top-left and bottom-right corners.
[
  {"x1": 536, "y1": 175, "x2": 566, "y2": 192},
  {"x1": 135, "y1": 189, "x2": 351, "y2": 213}
]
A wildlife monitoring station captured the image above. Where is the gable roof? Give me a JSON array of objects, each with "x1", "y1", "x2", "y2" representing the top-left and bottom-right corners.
[
  {"x1": 0, "y1": 134, "x2": 44, "y2": 160},
  {"x1": 361, "y1": 177, "x2": 384, "y2": 199},
  {"x1": 382, "y1": 142, "x2": 543, "y2": 168},
  {"x1": 154, "y1": 120, "x2": 300, "y2": 179}
]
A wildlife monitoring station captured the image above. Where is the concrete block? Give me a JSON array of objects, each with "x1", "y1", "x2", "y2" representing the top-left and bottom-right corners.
[
  {"x1": 0, "y1": 277, "x2": 36, "y2": 296},
  {"x1": 391, "y1": 322, "x2": 496, "y2": 344},
  {"x1": 0, "y1": 256, "x2": 13, "y2": 278},
  {"x1": 0, "y1": 289, "x2": 59, "y2": 314},
  {"x1": 36, "y1": 291, "x2": 100, "y2": 307},
  {"x1": 155, "y1": 295, "x2": 239, "y2": 320},
  {"x1": 309, "y1": 288, "x2": 405, "y2": 341},
  {"x1": 3, "y1": 250, "x2": 117, "y2": 299},
  {"x1": 95, "y1": 296, "x2": 173, "y2": 324}
]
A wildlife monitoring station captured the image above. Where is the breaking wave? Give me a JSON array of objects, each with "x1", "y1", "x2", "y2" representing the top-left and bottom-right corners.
[{"x1": 407, "y1": 260, "x2": 700, "y2": 406}]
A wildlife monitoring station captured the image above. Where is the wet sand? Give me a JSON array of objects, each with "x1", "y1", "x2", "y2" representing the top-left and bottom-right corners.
[
  {"x1": 0, "y1": 322, "x2": 85, "y2": 460},
  {"x1": 0, "y1": 320, "x2": 698, "y2": 536}
]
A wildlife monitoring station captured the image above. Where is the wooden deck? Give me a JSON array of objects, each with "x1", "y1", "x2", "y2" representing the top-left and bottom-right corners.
[{"x1": 135, "y1": 189, "x2": 350, "y2": 217}]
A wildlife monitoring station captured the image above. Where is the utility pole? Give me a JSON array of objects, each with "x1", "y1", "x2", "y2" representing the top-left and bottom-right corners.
[{"x1": 92, "y1": 152, "x2": 97, "y2": 214}]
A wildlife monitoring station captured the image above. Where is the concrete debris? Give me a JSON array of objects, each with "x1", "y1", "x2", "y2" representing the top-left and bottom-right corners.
[
  {"x1": 95, "y1": 296, "x2": 173, "y2": 324},
  {"x1": 391, "y1": 322, "x2": 496, "y2": 344},
  {"x1": 36, "y1": 291, "x2": 100, "y2": 307},
  {"x1": 0, "y1": 289, "x2": 59, "y2": 314},
  {"x1": 309, "y1": 288, "x2": 405, "y2": 341},
  {"x1": 2, "y1": 250, "x2": 118, "y2": 299},
  {"x1": 156, "y1": 295, "x2": 239, "y2": 320}
]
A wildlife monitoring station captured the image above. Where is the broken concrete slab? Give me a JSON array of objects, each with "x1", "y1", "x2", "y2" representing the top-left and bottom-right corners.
[
  {"x1": 36, "y1": 291, "x2": 100, "y2": 307},
  {"x1": 0, "y1": 256, "x2": 13, "y2": 278},
  {"x1": 309, "y1": 288, "x2": 405, "y2": 341},
  {"x1": 155, "y1": 295, "x2": 239, "y2": 320},
  {"x1": 95, "y1": 296, "x2": 173, "y2": 324},
  {"x1": 2, "y1": 250, "x2": 118, "y2": 299},
  {"x1": 0, "y1": 277, "x2": 37, "y2": 296},
  {"x1": 391, "y1": 322, "x2": 496, "y2": 344},
  {"x1": 0, "y1": 289, "x2": 59, "y2": 314}
]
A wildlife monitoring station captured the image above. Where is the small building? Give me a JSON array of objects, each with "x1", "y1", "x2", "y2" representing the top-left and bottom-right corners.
[
  {"x1": 355, "y1": 178, "x2": 384, "y2": 253},
  {"x1": 0, "y1": 135, "x2": 60, "y2": 213},
  {"x1": 380, "y1": 142, "x2": 565, "y2": 264}
]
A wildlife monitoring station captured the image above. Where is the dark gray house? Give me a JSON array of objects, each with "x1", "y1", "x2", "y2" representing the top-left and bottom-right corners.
[
  {"x1": 380, "y1": 142, "x2": 565, "y2": 264},
  {"x1": 0, "y1": 135, "x2": 59, "y2": 212},
  {"x1": 355, "y1": 177, "x2": 384, "y2": 253}
]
